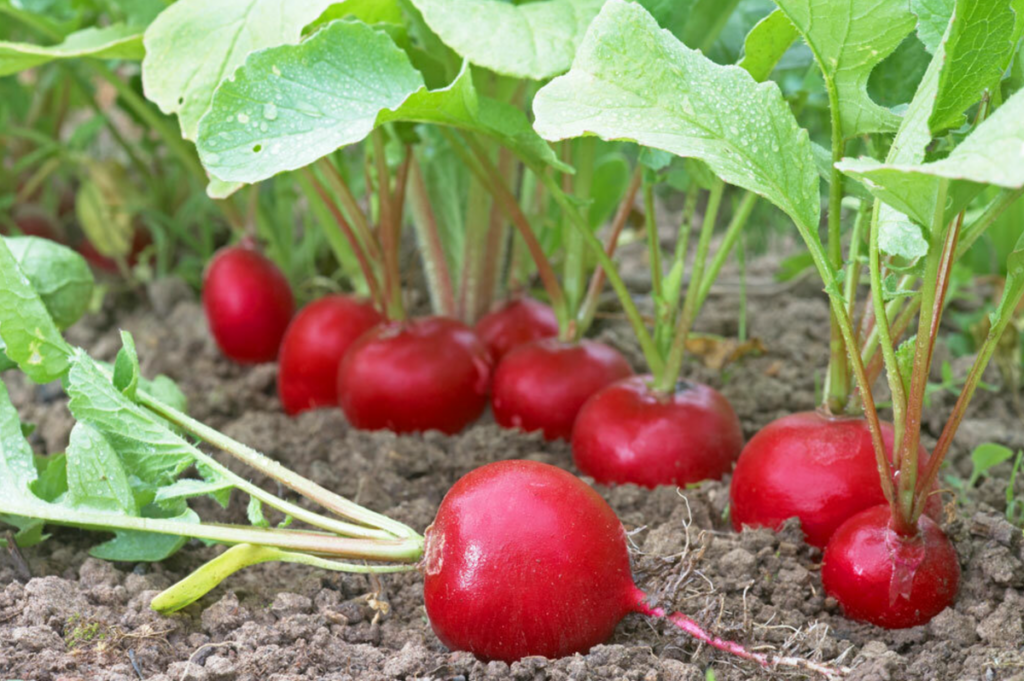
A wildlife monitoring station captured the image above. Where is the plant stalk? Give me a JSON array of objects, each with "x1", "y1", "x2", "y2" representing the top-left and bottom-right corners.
[
  {"x1": 408, "y1": 155, "x2": 456, "y2": 316},
  {"x1": 654, "y1": 181, "x2": 725, "y2": 394}
]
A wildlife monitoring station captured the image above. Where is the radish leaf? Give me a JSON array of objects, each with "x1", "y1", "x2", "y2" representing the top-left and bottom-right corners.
[
  {"x1": 197, "y1": 23, "x2": 565, "y2": 185},
  {"x1": 141, "y1": 0, "x2": 338, "y2": 141},
  {"x1": 738, "y1": 9, "x2": 798, "y2": 83},
  {"x1": 0, "y1": 24, "x2": 143, "y2": 77},
  {"x1": 65, "y1": 423, "x2": 138, "y2": 515},
  {"x1": 773, "y1": 0, "x2": 916, "y2": 139},
  {"x1": 407, "y1": 0, "x2": 604, "y2": 80},
  {"x1": 3, "y1": 236, "x2": 94, "y2": 331},
  {"x1": 533, "y1": 0, "x2": 820, "y2": 232},
  {"x1": 0, "y1": 238, "x2": 72, "y2": 384}
]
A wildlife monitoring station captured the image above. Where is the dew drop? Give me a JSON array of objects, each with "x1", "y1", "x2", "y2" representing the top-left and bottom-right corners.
[
  {"x1": 237, "y1": 112, "x2": 250, "y2": 124},
  {"x1": 263, "y1": 102, "x2": 278, "y2": 121}
]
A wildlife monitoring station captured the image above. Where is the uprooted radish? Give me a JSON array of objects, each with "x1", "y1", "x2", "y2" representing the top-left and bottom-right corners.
[{"x1": 423, "y1": 460, "x2": 847, "y2": 676}]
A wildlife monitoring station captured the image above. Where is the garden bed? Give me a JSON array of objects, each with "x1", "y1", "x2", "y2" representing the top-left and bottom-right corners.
[{"x1": 2, "y1": 266, "x2": 1021, "y2": 681}]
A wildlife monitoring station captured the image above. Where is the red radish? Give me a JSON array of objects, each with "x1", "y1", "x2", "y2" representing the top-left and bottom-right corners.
[
  {"x1": 337, "y1": 316, "x2": 492, "y2": 434},
  {"x1": 474, "y1": 297, "x2": 559, "y2": 361},
  {"x1": 423, "y1": 459, "x2": 847, "y2": 676},
  {"x1": 202, "y1": 245, "x2": 294, "y2": 364},
  {"x1": 822, "y1": 504, "x2": 959, "y2": 629},
  {"x1": 277, "y1": 295, "x2": 382, "y2": 415},
  {"x1": 572, "y1": 376, "x2": 742, "y2": 488},
  {"x1": 78, "y1": 229, "x2": 152, "y2": 273},
  {"x1": 729, "y1": 412, "x2": 939, "y2": 548},
  {"x1": 9, "y1": 213, "x2": 63, "y2": 242},
  {"x1": 492, "y1": 339, "x2": 632, "y2": 440}
]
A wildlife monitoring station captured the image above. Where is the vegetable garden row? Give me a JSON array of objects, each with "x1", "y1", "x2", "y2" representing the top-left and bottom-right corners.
[{"x1": 1, "y1": 0, "x2": 1023, "y2": 678}]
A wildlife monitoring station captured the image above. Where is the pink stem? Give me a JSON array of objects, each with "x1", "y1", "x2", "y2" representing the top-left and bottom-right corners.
[{"x1": 630, "y1": 588, "x2": 849, "y2": 679}]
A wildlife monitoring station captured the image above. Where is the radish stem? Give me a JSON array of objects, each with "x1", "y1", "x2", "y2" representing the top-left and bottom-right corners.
[{"x1": 408, "y1": 154, "x2": 457, "y2": 316}]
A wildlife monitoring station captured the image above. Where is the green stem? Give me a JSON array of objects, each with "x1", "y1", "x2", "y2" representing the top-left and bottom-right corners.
[
  {"x1": 914, "y1": 273, "x2": 1024, "y2": 518},
  {"x1": 844, "y1": 203, "x2": 868, "y2": 324},
  {"x1": 300, "y1": 169, "x2": 385, "y2": 310},
  {"x1": 1, "y1": 500, "x2": 420, "y2": 560},
  {"x1": 693, "y1": 191, "x2": 758, "y2": 312},
  {"x1": 152, "y1": 543, "x2": 418, "y2": 613},
  {"x1": 895, "y1": 179, "x2": 952, "y2": 534},
  {"x1": 408, "y1": 155, "x2": 456, "y2": 317},
  {"x1": 564, "y1": 138, "x2": 596, "y2": 321},
  {"x1": 447, "y1": 130, "x2": 569, "y2": 332},
  {"x1": 824, "y1": 96, "x2": 850, "y2": 414},
  {"x1": 868, "y1": 200, "x2": 906, "y2": 464},
  {"x1": 372, "y1": 129, "x2": 405, "y2": 320},
  {"x1": 644, "y1": 179, "x2": 664, "y2": 314},
  {"x1": 577, "y1": 166, "x2": 643, "y2": 335},
  {"x1": 654, "y1": 181, "x2": 724, "y2": 393},
  {"x1": 958, "y1": 188, "x2": 1024, "y2": 257},
  {"x1": 738, "y1": 232, "x2": 748, "y2": 342},
  {"x1": 541, "y1": 172, "x2": 665, "y2": 376},
  {"x1": 85, "y1": 62, "x2": 204, "y2": 183},
  {"x1": 139, "y1": 391, "x2": 419, "y2": 540},
  {"x1": 317, "y1": 158, "x2": 384, "y2": 266}
]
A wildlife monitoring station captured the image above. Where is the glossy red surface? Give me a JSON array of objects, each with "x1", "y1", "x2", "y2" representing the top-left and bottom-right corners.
[
  {"x1": 474, "y1": 298, "x2": 559, "y2": 361},
  {"x1": 337, "y1": 316, "x2": 492, "y2": 434},
  {"x1": 491, "y1": 339, "x2": 632, "y2": 441},
  {"x1": 202, "y1": 246, "x2": 294, "y2": 364},
  {"x1": 822, "y1": 505, "x2": 959, "y2": 629},
  {"x1": 572, "y1": 376, "x2": 743, "y2": 488},
  {"x1": 277, "y1": 295, "x2": 382, "y2": 415},
  {"x1": 423, "y1": 460, "x2": 637, "y2": 662},
  {"x1": 729, "y1": 411, "x2": 937, "y2": 548}
]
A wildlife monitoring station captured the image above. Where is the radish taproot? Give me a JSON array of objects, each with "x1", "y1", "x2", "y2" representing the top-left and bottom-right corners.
[
  {"x1": 474, "y1": 297, "x2": 559, "y2": 361},
  {"x1": 337, "y1": 316, "x2": 492, "y2": 434},
  {"x1": 822, "y1": 505, "x2": 959, "y2": 628},
  {"x1": 424, "y1": 459, "x2": 847, "y2": 676},
  {"x1": 572, "y1": 377, "x2": 742, "y2": 488},
  {"x1": 729, "y1": 412, "x2": 940, "y2": 548},
  {"x1": 277, "y1": 295, "x2": 382, "y2": 415},
  {"x1": 491, "y1": 339, "x2": 632, "y2": 440},
  {"x1": 202, "y1": 245, "x2": 294, "y2": 364}
]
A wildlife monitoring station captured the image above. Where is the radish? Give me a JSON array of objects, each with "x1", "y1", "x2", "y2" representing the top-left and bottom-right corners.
[
  {"x1": 337, "y1": 316, "x2": 492, "y2": 434},
  {"x1": 572, "y1": 376, "x2": 742, "y2": 488},
  {"x1": 474, "y1": 297, "x2": 559, "y2": 361},
  {"x1": 277, "y1": 295, "x2": 382, "y2": 415},
  {"x1": 424, "y1": 459, "x2": 847, "y2": 676},
  {"x1": 491, "y1": 339, "x2": 632, "y2": 440},
  {"x1": 729, "y1": 412, "x2": 940, "y2": 548},
  {"x1": 822, "y1": 505, "x2": 959, "y2": 629},
  {"x1": 202, "y1": 245, "x2": 294, "y2": 364}
]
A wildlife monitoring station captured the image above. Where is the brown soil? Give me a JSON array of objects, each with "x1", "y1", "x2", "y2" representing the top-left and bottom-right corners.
[{"x1": 2, "y1": 265, "x2": 1023, "y2": 681}]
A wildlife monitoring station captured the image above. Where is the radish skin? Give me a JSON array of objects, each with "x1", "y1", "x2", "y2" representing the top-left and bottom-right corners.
[
  {"x1": 474, "y1": 298, "x2": 559, "y2": 361},
  {"x1": 424, "y1": 460, "x2": 849, "y2": 677}
]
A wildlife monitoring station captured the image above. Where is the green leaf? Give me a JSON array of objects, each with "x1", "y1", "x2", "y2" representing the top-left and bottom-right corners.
[
  {"x1": 112, "y1": 330, "x2": 139, "y2": 401},
  {"x1": 197, "y1": 20, "x2": 423, "y2": 184},
  {"x1": 65, "y1": 350, "x2": 194, "y2": 486},
  {"x1": 636, "y1": 0, "x2": 699, "y2": 39},
  {"x1": 911, "y1": 0, "x2": 954, "y2": 54},
  {"x1": 197, "y1": 25, "x2": 566, "y2": 185},
  {"x1": 868, "y1": 35, "x2": 932, "y2": 108},
  {"x1": 774, "y1": 0, "x2": 916, "y2": 139},
  {"x1": 895, "y1": 335, "x2": 917, "y2": 398},
  {"x1": 0, "y1": 24, "x2": 144, "y2": 77},
  {"x1": 868, "y1": 0, "x2": 1019, "y2": 260},
  {"x1": 65, "y1": 423, "x2": 137, "y2": 515},
  {"x1": 31, "y1": 453, "x2": 68, "y2": 503},
  {"x1": 141, "y1": 374, "x2": 188, "y2": 414},
  {"x1": 0, "y1": 238, "x2": 72, "y2": 384},
  {"x1": 533, "y1": 0, "x2": 820, "y2": 232},
  {"x1": 154, "y1": 475, "x2": 233, "y2": 510},
  {"x1": 308, "y1": 0, "x2": 404, "y2": 27},
  {"x1": 0, "y1": 379, "x2": 39, "y2": 502},
  {"x1": 89, "y1": 506, "x2": 197, "y2": 562},
  {"x1": 407, "y1": 0, "x2": 605, "y2": 80},
  {"x1": 3, "y1": 236, "x2": 94, "y2": 330},
  {"x1": 737, "y1": 9, "x2": 798, "y2": 83},
  {"x1": 929, "y1": 0, "x2": 1023, "y2": 134},
  {"x1": 247, "y1": 496, "x2": 269, "y2": 527},
  {"x1": 141, "y1": 0, "x2": 339, "y2": 141},
  {"x1": 969, "y1": 443, "x2": 1016, "y2": 486},
  {"x1": 837, "y1": 88, "x2": 1024, "y2": 222}
]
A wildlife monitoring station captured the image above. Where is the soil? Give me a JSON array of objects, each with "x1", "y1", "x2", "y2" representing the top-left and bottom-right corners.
[{"x1": 3, "y1": 258, "x2": 1024, "y2": 681}]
